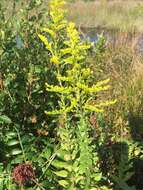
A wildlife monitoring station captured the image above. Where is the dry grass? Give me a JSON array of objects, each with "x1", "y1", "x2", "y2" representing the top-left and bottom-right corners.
[
  {"x1": 90, "y1": 43, "x2": 143, "y2": 140},
  {"x1": 4, "y1": 0, "x2": 143, "y2": 32},
  {"x1": 68, "y1": 0, "x2": 143, "y2": 32}
]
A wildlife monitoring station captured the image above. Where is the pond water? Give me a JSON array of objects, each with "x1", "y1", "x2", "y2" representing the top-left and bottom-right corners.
[
  {"x1": 15, "y1": 27, "x2": 143, "y2": 54},
  {"x1": 81, "y1": 27, "x2": 143, "y2": 54}
]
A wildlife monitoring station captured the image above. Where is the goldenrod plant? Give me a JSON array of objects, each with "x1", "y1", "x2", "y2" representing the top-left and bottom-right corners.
[{"x1": 38, "y1": 0, "x2": 116, "y2": 189}]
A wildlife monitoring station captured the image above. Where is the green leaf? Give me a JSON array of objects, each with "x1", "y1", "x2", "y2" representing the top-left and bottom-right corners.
[
  {"x1": 54, "y1": 170, "x2": 68, "y2": 178},
  {"x1": 0, "y1": 163, "x2": 3, "y2": 173},
  {"x1": 7, "y1": 139, "x2": 19, "y2": 146},
  {"x1": 58, "y1": 180, "x2": 69, "y2": 187},
  {"x1": 0, "y1": 163, "x2": 4, "y2": 190},
  {"x1": 41, "y1": 149, "x2": 51, "y2": 159},
  {"x1": 100, "y1": 186, "x2": 112, "y2": 190},
  {"x1": 11, "y1": 155, "x2": 24, "y2": 164},
  {"x1": 57, "y1": 150, "x2": 68, "y2": 160},
  {"x1": 0, "y1": 115, "x2": 12, "y2": 124},
  {"x1": 6, "y1": 132, "x2": 17, "y2": 137},
  {"x1": 0, "y1": 178, "x2": 3, "y2": 190},
  {"x1": 52, "y1": 160, "x2": 72, "y2": 171},
  {"x1": 11, "y1": 149, "x2": 22, "y2": 155},
  {"x1": 93, "y1": 172, "x2": 102, "y2": 182}
]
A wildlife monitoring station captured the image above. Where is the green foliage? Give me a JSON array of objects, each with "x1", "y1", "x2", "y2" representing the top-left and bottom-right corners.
[{"x1": 0, "y1": 0, "x2": 56, "y2": 189}]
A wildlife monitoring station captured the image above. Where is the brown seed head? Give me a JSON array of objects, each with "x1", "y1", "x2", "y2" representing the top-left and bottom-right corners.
[{"x1": 12, "y1": 163, "x2": 35, "y2": 185}]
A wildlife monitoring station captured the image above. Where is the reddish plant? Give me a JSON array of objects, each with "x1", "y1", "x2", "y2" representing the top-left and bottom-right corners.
[{"x1": 12, "y1": 163, "x2": 35, "y2": 186}]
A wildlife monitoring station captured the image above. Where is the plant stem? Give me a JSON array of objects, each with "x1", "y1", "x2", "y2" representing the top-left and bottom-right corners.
[
  {"x1": 33, "y1": 152, "x2": 57, "y2": 190},
  {"x1": 15, "y1": 127, "x2": 27, "y2": 162},
  {"x1": 32, "y1": 178, "x2": 46, "y2": 190},
  {"x1": 21, "y1": 185, "x2": 24, "y2": 190}
]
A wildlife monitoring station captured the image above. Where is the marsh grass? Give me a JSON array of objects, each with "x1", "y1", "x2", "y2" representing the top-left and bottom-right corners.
[
  {"x1": 4, "y1": 0, "x2": 143, "y2": 33},
  {"x1": 91, "y1": 43, "x2": 143, "y2": 141},
  {"x1": 68, "y1": 0, "x2": 143, "y2": 32}
]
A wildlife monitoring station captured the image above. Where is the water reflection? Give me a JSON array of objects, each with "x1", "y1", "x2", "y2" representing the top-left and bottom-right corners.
[{"x1": 81, "y1": 27, "x2": 143, "y2": 54}]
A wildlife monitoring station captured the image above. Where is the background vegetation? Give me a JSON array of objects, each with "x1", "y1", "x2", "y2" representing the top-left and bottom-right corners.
[
  {"x1": 0, "y1": 0, "x2": 143, "y2": 190},
  {"x1": 69, "y1": 0, "x2": 143, "y2": 32}
]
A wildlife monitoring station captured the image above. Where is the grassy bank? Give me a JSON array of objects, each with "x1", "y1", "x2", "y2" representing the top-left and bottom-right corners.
[
  {"x1": 68, "y1": 0, "x2": 143, "y2": 32},
  {"x1": 3, "y1": 0, "x2": 143, "y2": 32}
]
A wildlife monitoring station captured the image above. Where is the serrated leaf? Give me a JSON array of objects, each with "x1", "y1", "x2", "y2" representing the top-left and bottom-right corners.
[{"x1": 54, "y1": 170, "x2": 68, "y2": 178}]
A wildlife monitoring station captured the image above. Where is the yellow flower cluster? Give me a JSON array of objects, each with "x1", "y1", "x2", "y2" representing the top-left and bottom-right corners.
[{"x1": 38, "y1": 0, "x2": 116, "y2": 115}]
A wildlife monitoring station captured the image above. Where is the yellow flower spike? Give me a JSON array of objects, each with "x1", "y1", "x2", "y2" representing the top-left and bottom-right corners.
[
  {"x1": 40, "y1": 0, "x2": 116, "y2": 118},
  {"x1": 83, "y1": 99, "x2": 117, "y2": 113},
  {"x1": 76, "y1": 83, "x2": 110, "y2": 94},
  {"x1": 45, "y1": 109, "x2": 63, "y2": 115},
  {"x1": 95, "y1": 78, "x2": 110, "y2": 87},
  {"x1": 60, "y1": 48, "x2": 72, "y2": 55},
  {"x1": 67, "y1": 22, "x2": 80, "y2": 43},
  {"x1": 95, "y1": 100, "x2": 117, "y2": 107},
  {"x1": 50, "y1": 56, "x2": 59, "y2": 65},
  {"x1": 50, "y1": 0, "x2": 66, "y2": 24},
  {"x1": 45, "y1": 83, "x2": 73, "y2": 94},
  {"x1": 42, "y1": 28, "x2": 56, "y2": 39},
  {"x1": 83, "y1": 104, "x2": 104, "y2": 113},
  {"x1": 89, "y1": 85, "x2": 111, "y2": 93},
  {"x1": 51, "y1": 13, "x2": 65, "y2": 24},
  {"x1": 79, "y1": 44, "x2": 91, "y2": 50},
  {"x1": 57, "y1": 75, "x2": 73, "y2": 82},
  {"x1": 55, "y1": 23, "x2": 67, "y2": 31},
  {"x1": 38, "y1": 34, "x2": 53, "y2": 54},
  {"x1": 50, "y1": 0, "x2": 66, "y2": 8}
]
